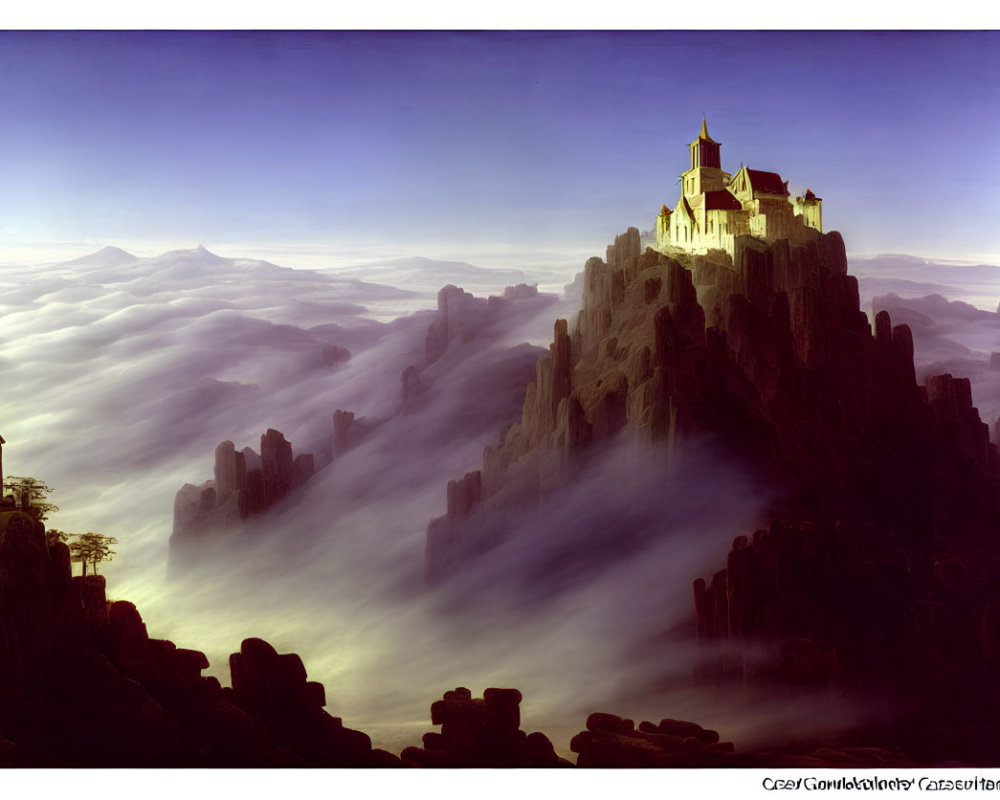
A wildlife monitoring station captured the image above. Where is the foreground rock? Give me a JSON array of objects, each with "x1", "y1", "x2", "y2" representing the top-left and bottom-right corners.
[
  {"x1": 571, "y1": 712, "x2": 912, "y2": 768},
  {"x1": 401, "y1": 687, "x2": 568, "y2": 767},
  {"x1": 0, "y1": 508, "x2": 384, "y2": 766}
]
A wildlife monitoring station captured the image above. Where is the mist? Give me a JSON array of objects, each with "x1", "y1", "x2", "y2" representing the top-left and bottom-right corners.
[
  {"x1": 3, "y1": 243, "x2": 972, "y2": 757},
  {"x1": 853, "y1": 253, "x2": 1000, "y2": 313},
  {"x1": 853, "y1": 255, "x2": 1000, "y2": 433}
]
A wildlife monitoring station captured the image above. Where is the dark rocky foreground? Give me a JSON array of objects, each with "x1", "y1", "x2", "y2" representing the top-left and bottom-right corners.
[
  {"x1": 0, "y1": 509, "x2": 387, "y2": 766},
  {"x1": 0, "y1": 506, "x2": 920, "y2": 766}
]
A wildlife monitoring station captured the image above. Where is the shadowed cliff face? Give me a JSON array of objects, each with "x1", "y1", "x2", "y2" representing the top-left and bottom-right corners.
[
  {"x1": 427, "y1": 228, "x2": 1000, "y2": 761},
  {"x1": 0, "y1": 508, "x2": 391, "y2": 766}
]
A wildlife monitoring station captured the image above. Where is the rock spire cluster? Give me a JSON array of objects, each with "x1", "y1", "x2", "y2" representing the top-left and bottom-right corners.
[
  {"x1": 426, "y1": 227, "x2": 1000, "y2": 760},
  {"x1": 170, "y1": 427, "x2": 316, "y2": 565}
]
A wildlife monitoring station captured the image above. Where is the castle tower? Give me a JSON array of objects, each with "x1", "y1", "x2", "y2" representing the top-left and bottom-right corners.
[
  {"x1": 681, "y1": 118, "x2": 728, "y2": 197},
  {"x1": 690, "y1": 117, "x2": 720, "y2": 170}
]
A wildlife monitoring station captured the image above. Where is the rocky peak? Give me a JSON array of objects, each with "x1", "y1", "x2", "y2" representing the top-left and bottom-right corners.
[{"x1": 423, "y1": 226, "x2": 1000, "y2": 761}]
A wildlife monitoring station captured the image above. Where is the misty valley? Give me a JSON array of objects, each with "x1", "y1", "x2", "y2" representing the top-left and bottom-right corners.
[{"x1": 4, "y1": 230, "x2": 1000, "y2": 766}]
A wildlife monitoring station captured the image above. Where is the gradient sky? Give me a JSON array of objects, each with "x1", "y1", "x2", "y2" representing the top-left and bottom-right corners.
[{"x1": 0, "y1": 30, "x2": 997, "y2": 265}]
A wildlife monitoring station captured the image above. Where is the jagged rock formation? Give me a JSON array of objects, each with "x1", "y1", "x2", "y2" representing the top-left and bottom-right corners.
[
  {"x1": 431, "y1": 224, "x2": 1000, "y2": 553},
  {"x1": 400, "y1": 687, "x2": 567, "y2": 767},
  {"x1": 170, "y1": 427, "x2": 315, "y2": 563},
  {"x1": 331, "y1": 408, "x2": 376, "y2": 455},
  {"x1": 402, "y1": 282, "x2": 542, "y2": 408},
  {"x1": 427, "y1": 227, "x2": 1000, "y2": 761},
  {"x1": 171, "y1": 282, "x2": 547, "y2": 573},
  {"x1": 428, "y1": 229, "x2": 880, "y2": 571},
  {"x1": 0, "y1": 508, "x2": 385, "y2": 766},
  {"x1": 423, "y1": 283, "x2": 538, "y2": 366}
]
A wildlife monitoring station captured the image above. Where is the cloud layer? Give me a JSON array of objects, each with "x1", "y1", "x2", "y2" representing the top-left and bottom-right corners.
[{"x1": 4, "y1": 245, "x2": 999, "y2": 756}]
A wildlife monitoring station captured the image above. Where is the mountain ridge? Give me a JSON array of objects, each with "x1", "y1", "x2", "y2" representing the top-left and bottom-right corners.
[{"x1": 425, "y1": 227, "x2": 1000, "y2": 763}]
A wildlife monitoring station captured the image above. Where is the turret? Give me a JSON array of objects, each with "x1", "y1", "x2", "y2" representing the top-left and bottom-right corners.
[
  {"x1": 689, "y1": 117, "x2": 721, "y2": 170},
  {"x1": 681, "y1": 118, "x2": 728, "y2": 197},
  {"x1": 793, "y1": 188, "x2": 823, "y2": 232}
]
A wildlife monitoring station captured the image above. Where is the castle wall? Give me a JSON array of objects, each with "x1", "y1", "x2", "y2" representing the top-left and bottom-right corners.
[
  {"x1": 794, "y1": 198, "x2": 823, "y2": 231},
  {"x1": 656, "y1": 213, "x2": 670, "y2": 250},
  {"x1": 749, "y1": 198, "x2": 795, "y2": 241}
]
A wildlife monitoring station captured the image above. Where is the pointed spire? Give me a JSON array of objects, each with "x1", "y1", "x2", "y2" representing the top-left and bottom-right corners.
[{"x1": 691, "y1": 116, "x2": 719, "y2": 146}]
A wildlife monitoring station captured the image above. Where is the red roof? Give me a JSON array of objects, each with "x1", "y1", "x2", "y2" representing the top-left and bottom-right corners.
[
  {"x1": 704, "y1": 190, "x2": 743, "y2": 211},
  {"x1": 746, "y1": 169, "x2": 789, "y2": 196}
]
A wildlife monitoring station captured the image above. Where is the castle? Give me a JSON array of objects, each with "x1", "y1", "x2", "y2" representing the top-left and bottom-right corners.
[{"x1": 656, "y1": 119, "x2": 822, "y2": 259}]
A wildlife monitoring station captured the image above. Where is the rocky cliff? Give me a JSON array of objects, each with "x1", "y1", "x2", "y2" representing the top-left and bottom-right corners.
[
  {"x1": 0, "y1": 508, "x2": 387, "y2": 766},
  {"x1": 426, "y1": 228, "x2": 1000, "y2": 761},
  {"x1": 169, "y1": 426, "x2": 321, "y2": 569}
]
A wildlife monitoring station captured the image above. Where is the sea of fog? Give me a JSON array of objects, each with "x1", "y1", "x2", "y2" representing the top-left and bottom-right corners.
[{"x1": 2, "y1": 243, "x2": 1000, "y2": 756}]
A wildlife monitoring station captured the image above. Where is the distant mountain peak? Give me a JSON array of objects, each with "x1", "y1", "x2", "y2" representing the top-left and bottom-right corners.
[
  {"x1": 151, "y1": 244, "x2": 228, "y2": 264},
  {"x1": 60, "y1": 245, "x2": 139, "y2": 267},
  {"x1": 190, "y1": 244, "x2": 225, "y2": 261},
  {"x1": 96, "y1": 245, "x2": 135, "y2": 257}
]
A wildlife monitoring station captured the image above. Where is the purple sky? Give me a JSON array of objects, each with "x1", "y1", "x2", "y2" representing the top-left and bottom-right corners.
[{"x1": 0, "y1": 30, "x2": 997, "y2": 264}]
